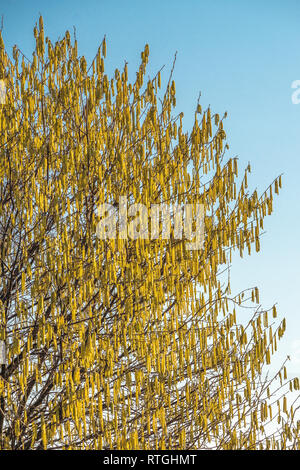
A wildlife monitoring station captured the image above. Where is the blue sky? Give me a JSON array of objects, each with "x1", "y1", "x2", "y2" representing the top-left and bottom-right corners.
[{"x1": 1, "y1": 0, "x2": 300, "y2": 376}]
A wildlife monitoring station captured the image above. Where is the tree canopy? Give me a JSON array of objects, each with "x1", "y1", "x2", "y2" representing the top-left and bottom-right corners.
[{"x1": 0, "y1": 16, "x2": 299, "y2": 450}]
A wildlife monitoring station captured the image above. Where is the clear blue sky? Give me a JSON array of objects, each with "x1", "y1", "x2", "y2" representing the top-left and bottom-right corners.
[{"x1": 1, "y1": 0, "x2": 300, "y2": 376}]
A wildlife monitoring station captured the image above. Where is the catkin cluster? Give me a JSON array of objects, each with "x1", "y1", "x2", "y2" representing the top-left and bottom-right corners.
[{"x1": 0, "y1": 17, "x2": 299, "y2": 450}]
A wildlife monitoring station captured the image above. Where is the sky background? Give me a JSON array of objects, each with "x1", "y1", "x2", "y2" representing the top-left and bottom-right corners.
[{"x1": 1, "y1": 0, "x2": 300, "y2": 378}]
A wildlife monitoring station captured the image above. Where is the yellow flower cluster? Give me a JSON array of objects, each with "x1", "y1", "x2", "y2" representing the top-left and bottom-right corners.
[{"x1": 0, "y1": 16, "x2": 298, "y2": 450}]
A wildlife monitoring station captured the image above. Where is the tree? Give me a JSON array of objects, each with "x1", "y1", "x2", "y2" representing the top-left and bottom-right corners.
[{"x1": 0, "y1": 16, "x2": 299, "y2": 450}]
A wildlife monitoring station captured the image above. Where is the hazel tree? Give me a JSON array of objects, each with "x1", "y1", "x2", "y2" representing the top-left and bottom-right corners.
[{"x1": 0, "y1": 17, "x2": 299, "y2": 450}]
